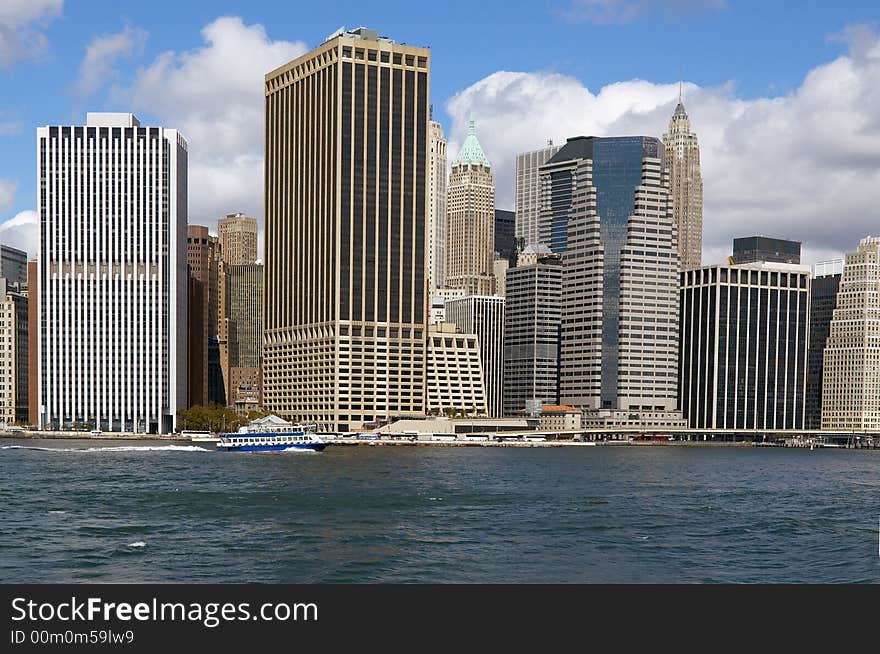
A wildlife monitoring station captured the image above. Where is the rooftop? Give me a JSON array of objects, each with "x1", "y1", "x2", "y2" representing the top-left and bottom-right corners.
[{"x1": 453, "y1": 120, "x2": 491, "y2": 168}]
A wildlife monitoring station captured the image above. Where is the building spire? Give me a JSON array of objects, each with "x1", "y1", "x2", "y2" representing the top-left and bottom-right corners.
[{"x1": 454, "y1": 118, "x2": 491, "y2": 168}]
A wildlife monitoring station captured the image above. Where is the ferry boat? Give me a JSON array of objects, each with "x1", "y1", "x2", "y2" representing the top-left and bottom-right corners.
[{"x1": 216, "y1": 415, "x2": 327, "y2": 453}]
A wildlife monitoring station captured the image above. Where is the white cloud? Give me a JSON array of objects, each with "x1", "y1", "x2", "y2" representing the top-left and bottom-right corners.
[
  {"x1": 444, "y1": 26, "x2": 880, "y2": 266},
  {"x1": 117, "y1": 16, "x2": 308, "y2": 247},
  {"x1": 0, "y1": 0, "x2": 63, "y2": 68},
  {"x1": 75, "y1": 25, "x2": 148, "y2": 96},
  {"x1": 0, "y1": 210, "x2": 39, "y2": 257},
  {"x1": 0, "y1": 178, "x2": 17, "y2": 211},
  {"x1": 559, "y1": 0, "x2": 725, "y2": 24}
]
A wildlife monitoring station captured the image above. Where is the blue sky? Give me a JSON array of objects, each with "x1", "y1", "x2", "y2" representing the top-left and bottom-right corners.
[{"x1": 2, "y1": 0, "x2": 880, "y2": 262}]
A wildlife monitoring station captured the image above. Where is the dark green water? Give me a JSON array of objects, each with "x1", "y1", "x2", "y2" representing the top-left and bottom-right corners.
[{"x1": 1, "y1": 440, "x2": 878, "y2": 583}]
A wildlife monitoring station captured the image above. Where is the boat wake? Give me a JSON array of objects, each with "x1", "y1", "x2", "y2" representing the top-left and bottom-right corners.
[{"x1": 1, "y1": 445, "x2": 210, "y2": 453}]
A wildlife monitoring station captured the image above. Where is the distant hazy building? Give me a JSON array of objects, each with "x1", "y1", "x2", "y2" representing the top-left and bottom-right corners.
[
  {"x1": 732, "y1": 236, "x2": 801, "y2": 265},
  {"x1": 515, "y1": 143, "x2": 560, "y2": 246},
  {"x1": 0, "y1": 246, "x2": 27, "y2": 287},
  {"x1": 187, "y1": 225, "x2": 222, "y2": 405},
  {"x1": 446, "y1": 120, "x2": 496, "y2": 296},
  {"x1": 822, "y1": 238, "x2": 880, "y2": 432},
  {"x1": 425, "y1": 323, "x2": 487, "y2": 416},
  {"x1": 0, "y1": 278, "x2": 28, "y2": 424},
  {"x1": 37, "y1": 113, "x2": 187, "y2": 433},
  {"x1": 217, "y1": 213, "x2": 258, "y2": 265},
  {"x1": 494, "y1": 209, "x2": 517, "y2": 266},
  {"x1": 542, "y1": 136, "x2": 681, "y2": 421},
  {"x1": 445, "y1": 295, "x2": 505, "y2": 418},
  {"x1": 679, "y1": 261, "x2": 810, "y2": 430},
  {"x1": 264, "y1": 28, "x2": 429, "y2": 431},
  {"x1": 662, "y1": 99, "x2": 703, "y2": 270},
  {"x1": 503, "y1": 247, "x2": 562, "y2": 417},
  {"x1": 806, "y1": 260, "x2": 843, "y2": 430},
  {"x1": 428, "y1": 120, "x2": 447, "y2": 293}
]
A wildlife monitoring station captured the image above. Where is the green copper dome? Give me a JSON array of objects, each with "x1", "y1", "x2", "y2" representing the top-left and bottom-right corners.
[{"x1": 453, "y1": 120, "x2": 491, "y2": 168}]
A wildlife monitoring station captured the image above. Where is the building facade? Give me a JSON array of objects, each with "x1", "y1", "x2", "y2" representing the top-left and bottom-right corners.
[
  {"x1": 427, "y1": 120, "x2": 447, "y2": 294},
  {"x1": 503, "y1": 248, "x2": 562, "y2": 417},
  {"x1": 36, "y1": 113, "x2": 187, "y2": 433},
  {"x1": 542, "y1": 137, "x2": 681, "y2": 415},
  {"x1": 732, "y1": 236, "x2": 801, "y2": 265},
  {"x1": 515, "y1": 143, "x2": 560, "y2": 246},
  {"x1": 264, "y1": 27, "x2": 429, "y2": 431},
  {"x1": 679, "y1": 262, "x2": 810, "y2": 431},
  {"x1": 445, "y1": 121, "x2": 496, "y2": 297},
  {"x1": 494, "y1": 209, "x2": 517, "y2": 266},
  {"x1": 425, "y1": 323, "x2": 487, "y2": 416},
  {"x1": 662, "y1": 100, "x2": 703, "y2": 270},
  {"x1": 0, "y1": 245, "x2": 28, "y2": 287},
  {"x1": 0, "y1": 278, "x2": 28, "y2": 424},
  {"x1": 220, "y1": 262, "x2": 263, "y2": 408},
  {"x1": 217, "y1": 213, "x2": 258, "y2": 265},
  {"x1": 822, "y1": 237, "x2": 880, "y2": 432},
  {"x1": 806, "y1": 261, "x2": 843, "y2": 430},
  {"x1": 186, "y1": 225, "x2": 222, "y2": 405},
  {"x1": 445, "y1": 295, "x2": 505, "y2": 417}
]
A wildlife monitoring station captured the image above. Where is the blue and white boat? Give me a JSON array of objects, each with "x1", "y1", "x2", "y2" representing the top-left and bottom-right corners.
[{"x1": 216, "y1": 415, "x2": 327, "y2": 453}]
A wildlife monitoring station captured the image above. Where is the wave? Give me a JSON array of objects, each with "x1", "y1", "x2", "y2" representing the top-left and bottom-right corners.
[
  {"x1": 127, "y1": 542, "x2": 147, "y2": 548},
  {"x1": 1, "y1": 445, "x2": 210, "y2": 453}
]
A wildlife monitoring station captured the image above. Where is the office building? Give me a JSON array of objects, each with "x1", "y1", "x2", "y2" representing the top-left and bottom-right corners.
[
  {"x1": 503, "y1": 247, "x2": 562, "y2": 417},
  {"x1": 492, "y1": 258, "x2": 509, "y2": 298},
  {"x1": 186, "y1": 225, "x2": 222, "y2": 405},
  {"x1": 425, "y1": 323, "x2": 487, "y2": 416},
  {"x1": 36, "y1": 113, "x2": 187, "y2": 433},
  {"x1": 220, "y1": 262, "x2": 263, "y2": 408},
  {"x1": 662, "y1": 98, "x2": 703, "y2": 270},
  {"x1": 0, "y1": 245, "x2": 27, "y2": 287},
  {"x1": 515, "y1": 143, "x2": 560, "y2": 246},
  {"x1": 732, "y1": 236, "x2": 801, "y2": 265},
  {"x1": 264, "y1": 27, "x2": 429, "y2": 431},
  {"x1": 806, "y1": 260, "x2": 843, "y2": 430},
  {"x1": 494, "y1": 209, "x2": 517, "y2": 266},
  {"x1": 679, "y1": 261, "x2": 810, "y2": 430},
  {"x1": 428, "y1": 119, "x2": 447, "y2": 293},
  {"x1": 0, "y1": 278, "x2": 28, "y2": 424},
  {"x1": 445, "y1": 120, "x2": 496, "y2": 296},
  {"x1": 822, "y1": 237, "x2": 880, "y2": 431},
  {"x1": 541, "y1": 137, "x2": 681, "y2": 421},
  {"x1": 187, "y1": 271, "x2": 206, "y2": 408},
  {"x1": 217, "y1": 213, "x2": 258, "y2": 265},
  {"x1": 445, "y1": 295, "x2": 504, "y2": 417}
]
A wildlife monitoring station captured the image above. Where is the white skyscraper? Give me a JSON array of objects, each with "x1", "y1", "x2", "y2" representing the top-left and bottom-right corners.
[
  {"x1": 428, "y1": 120, "x2": 448, "y2": 294},
  {"x1": 36, "y1": 113, "x2": 188, "y2": 434},
  {"x1": 515, "y1": 143, "x2": 560, "y2": 246}
]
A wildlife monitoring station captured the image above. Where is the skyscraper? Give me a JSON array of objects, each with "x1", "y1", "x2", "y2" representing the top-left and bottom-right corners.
[
  {"x1": 445, "y1": 120, "x2": 496, "y2": 296},
  {"x1": 662, "y1": 98, "x2": 703, "y2": 270},
  {"x1": 220, "y1": 262, "x2": 263, "y2": 409},
  {"x1": 806, "y1": 260, "x2": 843, "y2": 430},
  {"x1": 542, "y1": 137, "x2": 681, "y2": 420},
  {"x1": 503, "y1": 246, "x2": 562, "y2": 417},
  {"x1": 0, "y1": 245, "x2": 27, "y2": 287},
  {"x1": 822, "y1": 237, "x2": 880, "y2": 432},
  {"x1": 427, "y1": 120, "x2": 447, "y2": 294},
  {"x1": 36, "y1": 113, "x2": 187, "y2": 434},
  {"x1": 445, "y1": 295, "x2": 505, "y2": 418},
  {"x1": 515, "y1": 143, "x2": 560, "y2": 247},
  {"x1": 217, "y1": 213, "x2": 259, "y2": 265},
  {"x1": 264, "y1": 27, "x2": 429, "y2": 431},
  {"x1": 186, "y1": 225, "x2": 222, "y2": 405},
  {"x1": 494, "y1": 209, "x2": 516, "y2": 266},
  {"x1": 679, "y1": 261, "x2": 810, "y2": 431},
  {"x1": 0, "y1": 278, "x2": 28, "y2": 424},
  {"x1": 732, "y1": 236, "x2": 801, "y2": 265}
]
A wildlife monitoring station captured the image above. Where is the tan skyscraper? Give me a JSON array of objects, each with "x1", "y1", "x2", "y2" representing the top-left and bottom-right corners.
[
  {"x1": 186, "y1": 225, "x2": 221, "y2": 406},
  {"x1": 662, "y1": 97, "x2": 703, "y2": 270},
  {"x1": 445, "y1": 120, "x2": 495, "y2": 296},
  {"x1": 264, "y1": 27, "x2": 430, "y2": 431},
  {"x1": 218, "y1": 213, "x2": 258, "y2": 265},
  {"x1": 821, "y1": 236, "x2": 880, "y2": 432},
  {"x1": 428, "y1": 120, "x2": 447, "y2": 294}
]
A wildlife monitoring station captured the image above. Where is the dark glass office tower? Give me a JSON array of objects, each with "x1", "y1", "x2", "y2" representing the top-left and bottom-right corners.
[
  {"x1": 264, "y1": 28, "x2": 429, "y2": 432},
  {"x1": 539, "y1": 137, "x2": 680, "y2": 413},
  {"x1": 732, "y1": 236, "x2": 801, "y2": 265},
  {"x1": 806, "y1": 269, "x2": 841, "y2": 429}
]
